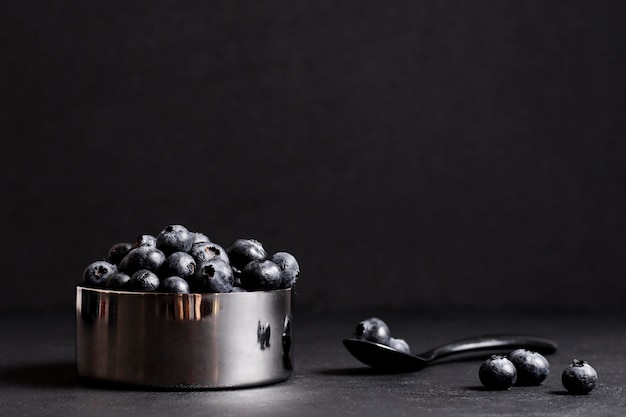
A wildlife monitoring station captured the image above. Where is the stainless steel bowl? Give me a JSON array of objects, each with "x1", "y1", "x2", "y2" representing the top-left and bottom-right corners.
[{"x1": 76, "y1": 286, "x2": 294, "y2": 389}]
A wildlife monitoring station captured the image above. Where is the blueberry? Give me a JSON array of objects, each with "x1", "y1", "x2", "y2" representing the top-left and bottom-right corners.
[
  {"x1": 226, "y1": 238, "x2": 267, "y2": 271},
  {"x1": 232, "y1": 267, "x2": 242, "y2": 287},
  {"x1": 156, "y1": 224, "x2": 194, "y2": 255},
  {"x1": 82, "y1": 260, "x2": 118, "y2": 288},
  {"x1": 479, "y1": 355, "x2": 517, "y2": 390},
  {"x1": 354, "y1": 317, "x2": 391, "y2": 345},
  {"x1": 192, "y1": 232, "x2": 211, "y2": 244},
  {"x1": 562, "y1": 359, "x2": 598, "y2": 394},
  {"x1": 130, "y1": 269, "x2": 160, "y2": 292},
  {"x1": 160, "y1": 251, "x2": 196, "y2": 280},
  {"x1": 105, "y1": 272, "x2": 132, "y2": 290},
  {"x1": 271, "y1": 251, "x2": 300, "y2": 289},
  {"x1": 133, "y1": 234, "x2": 156, "y2": 248},
  {"x1": 194, "y1": 258, "x2": 234, "y2": 293},
  {"x1": 160, "y1": 276, "x2": 191, "y2": 294},
  {"x1": 389, "y1": 337, "x2": 411, "y2": 354},
  {"x1": 189, "y1": 241, "x2": 229, "y2": 265},
  {"x1": 507, "y1": 348, "x2": 550, "y2": 386},
  {"x1": 118, "y1": 246, "x2": 166, "y2": 274},
  {"x1": 240, "y1": 259, "x2": 282, "y2": 291},
  {"x1": 230, "y1": 286, "x2": 248, "y2": 293},
  {"x1": 107, "y1": 242, "x2": 133, "y2": 265}
]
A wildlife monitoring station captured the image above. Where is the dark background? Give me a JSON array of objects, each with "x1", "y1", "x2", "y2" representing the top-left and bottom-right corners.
[{"x1": 2, "y1": 1, "x2": 625, "y2": 314}]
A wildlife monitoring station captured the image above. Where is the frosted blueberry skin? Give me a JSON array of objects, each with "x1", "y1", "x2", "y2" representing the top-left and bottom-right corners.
[
  {"x1": 354, "y1": 317, "x2": 391, "y2": 346},
  {"x1": 83, "y1": 260, "x2": 118, "y2": 288},
  {"x1": 190, "y1": 241, "x2": 229, "y2": 265},
  {"x1": 562, "y1": 359, "x2": 598, "y2": 394},
  {"x1": 105, "y1": 272, "x2": 132, "y2": 290},
  {"x1": 389, "y1": 337, "x2": 411, "y2": 354},
  {"x1": 240, "y1": 259, "x2": 282, "y2": 291},
  {"x1": 130, "y1": 269, "x2": 160, "y2": 291},
  {"x1": 160, "y1": 276, "x2": 191, "y2": 294},
  {"x1": 479, "y1": 355, "x2": 517, "y2": 390},
  {"x1": 191, "y1": 232, "x2": 211, "y2": 244},
  {"x1": 227, "y1": 238, "x2": 267, "y2": 271},
  {"x1": 507, "y1": 348, "x2": 550, "y2": 386},
  {"x1": 133, "y1": 234, "x2": 156, "y2": 248},
  {"x1": 271, "y1": 252, "x2": 300, "y2": 289},
  {"x1": 118, "y1": 246, "x2": 166, "y2": 275},
  {"x1": 160, "y1": 251, "x2": 196, "y2": 281},
  {"x1": 156, "y1": 224, "x2": 194, "y2": 256},
  {"x1": 193, "y1": 258, "x2": 234, "y2": 293},
  {"x1": 107, "y1": 242, "x2": 133, "y2": 265}
]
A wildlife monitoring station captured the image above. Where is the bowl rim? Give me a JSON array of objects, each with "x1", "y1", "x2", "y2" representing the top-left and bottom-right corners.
[{"x1": 76, "y1": 284, "x2": 292, "y2": 297}]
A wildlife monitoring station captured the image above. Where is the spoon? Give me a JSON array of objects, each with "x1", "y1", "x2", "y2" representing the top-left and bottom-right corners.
[{"x1": 343, "y1": 334, "x2": 558, "y2": 372}]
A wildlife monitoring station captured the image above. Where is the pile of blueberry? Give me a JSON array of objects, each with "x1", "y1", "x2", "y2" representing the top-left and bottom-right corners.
[
  {"x1": 479, "y1": 353, "x2": 598, "y2": 394},
  {"x1": 81, "y1": 224, "x2": 300, "y2": 294}
]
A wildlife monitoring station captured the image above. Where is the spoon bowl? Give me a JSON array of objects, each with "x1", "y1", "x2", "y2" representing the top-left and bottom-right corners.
[{"x1": 343, "y1": 334, "x2": 558, "y2": 372}]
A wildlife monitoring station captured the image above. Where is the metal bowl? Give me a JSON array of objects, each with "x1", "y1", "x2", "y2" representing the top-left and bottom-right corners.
[{"x1": 76, "y1": 286, "x2": 294, "y2": 389}]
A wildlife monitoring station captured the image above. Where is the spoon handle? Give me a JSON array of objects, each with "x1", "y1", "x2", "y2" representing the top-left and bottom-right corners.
[{"x1": 419, "y1": 334, "x2": 558, "y2": 362}]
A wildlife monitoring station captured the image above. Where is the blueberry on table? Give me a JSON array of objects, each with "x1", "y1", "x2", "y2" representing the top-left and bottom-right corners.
[
  {"x1": 562, "y1": 359, "x2": 598, "y2": 394},
  {"x1": 156, "y1": 224, "x2": 194, "y2": 255},
  {"x1": 507, "y1": 348, "x2": 550, "y2": 386},
  {"x1": 389, "y1": 337, "x2": 411, "y2": 354},
  {"x1": 479, "y1": 355, "x2": 517, "y2": 390},
  {"x1": 354, "y1": 317, "x2": 391, "y2": 345},
  {"x1": 133, "y1": 234, "x2": 156, "y2": 248},
  {"x1": 105, "y1": 272, "x2": 132, "y2": 290},
  {"x1": 226, "y1": 238, "x2": 267, "y2": 271},
  {"x1": 161, "y1": 251, "x2": 196, "y2": 280},
  {"x1": 83, "y1": 260, "x2": 118, "y2": 288},
  {"x1": 271, "y1": 252, "x2": 300, "y2": 289},
  {"x1": 240, "y1": 259, "x2": 282, "y2": 291},
  {"x1": 118, "y1": 246, "x2": 166, "y2": 274},
  {"x1": 160, "y1": 276, "x2": 191, "y2": 294},
  {"x1": 107, "y1": 242, "x2": 133, "y2": 265},
  {"x1": 130, "y1": 269, "x2": 160, "y2": 291},
  {"x1": 193, "y1": 258, "x2": 234, "y2": 293}
]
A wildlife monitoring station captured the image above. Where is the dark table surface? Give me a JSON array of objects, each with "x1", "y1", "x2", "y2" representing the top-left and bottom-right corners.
[{"x1": 1, "y1": 308, "x2": 624, "y2": 417}]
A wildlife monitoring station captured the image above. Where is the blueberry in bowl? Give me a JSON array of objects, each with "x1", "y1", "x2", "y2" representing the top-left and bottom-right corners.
[
  {"x1": 190, "y1": 241, "x2": 229, "y2": 265},
  {"x1": 118, "y1": 246, "x2": 166, "y2": 275},
  {"x1": 271, "y1": 252, "x2": 300, "y2": 289},
  {"x1": 226, "y1": 238, "x2": 267, "y2": 271},
  {"x1": 159, "y1": 276, "x2": 191, "y2": 294},
  {"x1": 156, "y1": 224, "x2": 195, "y2": 255},
  {"x1": 160, "y1": 251, "x2": 196, "y2": 281},
  {"x1": 76, "y1": 225, "x2": 299, "y2": 389},
  {"x1": 130, "y1": 269, "x2": 160, "y2": 292},
  {"x1": 107, "y1": 242, "x2": 133, "y2": 265},
  {"x1": 193, "y1": 258, "x2": 234, "y2": 293},
  {"x1": 240, "y1": 259, "x2": 282, "y2": 291},
  {"x1": 105, "y1": 272, "x2": 132, "y2": 290},
  {"x1": 82, "y1": 260, "x2": 118, "y2": 288}
]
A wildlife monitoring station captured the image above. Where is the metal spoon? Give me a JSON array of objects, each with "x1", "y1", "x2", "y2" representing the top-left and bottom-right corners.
[{"x1": 343, "y1": 334, "x2": 558, "y2": 372}]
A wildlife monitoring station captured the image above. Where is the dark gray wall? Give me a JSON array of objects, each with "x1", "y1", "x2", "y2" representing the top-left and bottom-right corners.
[{"x1": 2, "y1": 1, "x2": 625, "y2": 313}]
